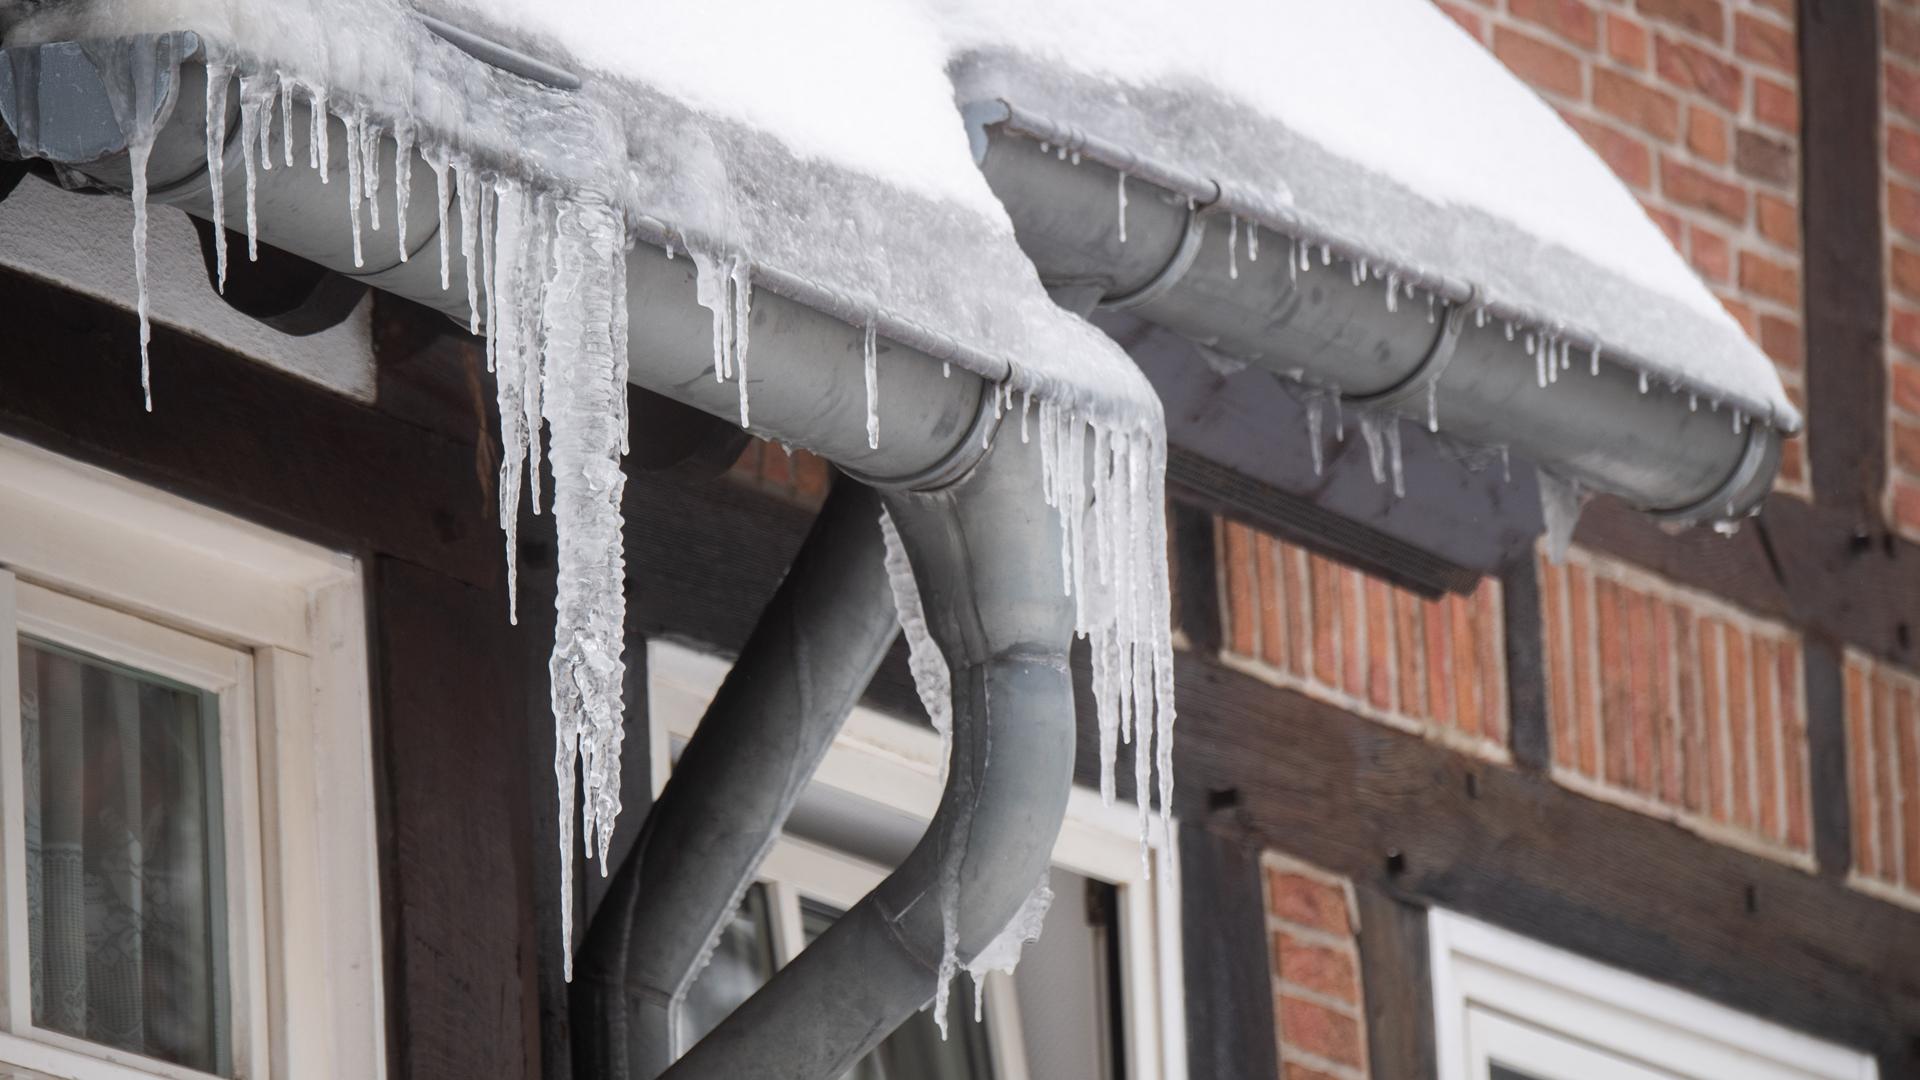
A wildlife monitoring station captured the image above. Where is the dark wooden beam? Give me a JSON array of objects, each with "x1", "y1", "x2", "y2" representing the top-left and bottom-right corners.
[
  {"x1": 1499, "y1": 553, "x2": 1551, "y2": 772},
  {"x1": 1355, "y1": 886, "x2": 1437, "y2": 1080},
  {"x1": 374, "y1": 556, "x2": 542, "y2": 1080},
  {"x1": 1168, "y1": 653, "x2": 1920, "y2": 1075},
  {"x1": 1178, "y1": 824, "x2": 1281, "y2": 1080},
  {"x1": 1803, "y1": 635, "x2": 1855, "y2": 880},
  {"x1": 1799, "y1": 0, "x2": 1888, "y2": 519},
  {"x1": 1170, "y1": 499, "x2": 1223, "y2": 655}
]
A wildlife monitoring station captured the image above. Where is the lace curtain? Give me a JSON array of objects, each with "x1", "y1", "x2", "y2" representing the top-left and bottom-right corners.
[{"x1": 18, "y1": 640, "x2": 229, "y2": 1075}]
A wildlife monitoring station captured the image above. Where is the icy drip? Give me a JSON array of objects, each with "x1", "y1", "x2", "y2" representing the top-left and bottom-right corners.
[
  {"x1": 863, "y1": 322, "x2": 880, "y2": 449},
  {"x1": 878, "y1": 508, "x2": 952, "y2": 767},
  {"x1": 457, "y1": 160, "x2": 483, "y2": 332},
  {"x1": 538, "y1": 195, "x2": 632, "y2": 982},
  {"x1": 965, "y1": 872, "x2": 1053, "y2": 1023},
  {"x1": 343, "y1": 108, "x2": 365, "y2": 267},
  {"x1": 131, "y1": 126, "x2": 154, "y2": 411},
  {"x1": 690, "y1": 250, "x2": 754, "y2": 426},
  {"x1": 1035, "y1": 402, "x2": 1178, "y2": 863},
  {"x1": 1227, "y1": 214, "x2": 1239, "y2": 280},
  {"x1": 392, "y1": 122, "x2": 415, "y2": 263},
  {"x1": 1538, "y1": 469, "x2": 1587, "y2": 564},
  {"x1": 203, "y1": 62, "x2": 231, "y2": 291},
  {"x1": 425, "y1": 148, "x2": 452, "y2": 287},
  {"x1": 363, "y1": 115, "x2": 383, "y2": 234},
  {"x1": 1116, "y1": 171, "x2": 1128, "y2": 242},
  {"x1": 237, "y1": 75, "x2": 270, "y2": 261}
]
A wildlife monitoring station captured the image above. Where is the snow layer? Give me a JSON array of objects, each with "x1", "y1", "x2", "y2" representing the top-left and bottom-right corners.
[{"x1": 941, "y1": 0, "x2": 1797, "y2": 429}]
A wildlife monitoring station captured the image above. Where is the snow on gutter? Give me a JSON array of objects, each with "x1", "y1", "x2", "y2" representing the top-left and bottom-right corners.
[{"x1": 941, "y1": 0, "x2": 1800, "y2": 434}]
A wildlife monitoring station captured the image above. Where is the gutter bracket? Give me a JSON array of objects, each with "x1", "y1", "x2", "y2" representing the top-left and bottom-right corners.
[
  {"x1": 839, "y1": 377, "x2": 1003, "y2": 492},
  {"x1": 1344, "y1": 288, "x2": 1476, "y2": 415},
  {"x1": 1100, "y1": 199, "x2": 1208, "y2": 312},
  {"x1": 1650, "y1": 419, "x2": 1780, "y2": 525}
]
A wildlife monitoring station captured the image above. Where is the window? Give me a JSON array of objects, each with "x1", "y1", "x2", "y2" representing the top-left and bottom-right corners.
[
  {"x1": 0, "y1": 436, "x2": 384, "y2": 1080},
  {"x1": 649, "y1": 640, "x2": 1188, "y2": 1080},
  {"x1": 1429, "y1": 910, "x2": 1878, "y2": 1080}
]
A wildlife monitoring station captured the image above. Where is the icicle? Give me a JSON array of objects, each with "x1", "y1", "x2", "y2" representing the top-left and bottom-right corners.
[
  {"x1": 1475, "y1": 307, "x2": 1486, "y2": 328},
  {"x1": 488, "y1": 181, "x2": 531, "y2": 624},
  {"x1": 1500, "y1": 445, "x2": 1511, "y2": 483},
  {"x1": 427, "y1": 150, "x2": 452, "y2": 288},
  {"x1": 1227, "y1": 213, "x2": 1239, "y2": 280},
  {"x1": 480, "y1": 183, "x2": 497, "y2": 370},
  {"x1": 1387, "y1": 420, "x2": 1405, "y2": 498},
  {"x1": 1333, "y1": 391, "x2": 1345, "y2": 442},
  {"x1": 457, "y1": 160, "x2": 482, "y2": 332},
  {"x1": 1732, "y1": 409, "x2": 1744, "y2": 434},
  {"x1": 1116, "y1": 171, "x2": 1128, "y2": 243},
  {"x1": 1427, "y1": 379, "x2": 1439, "y2": 433},
  {"x1": 691, "y1": 248, "x2": 730, "y2": 381},
  {"x1": 237, "y1": 75, "x2": 266, "y2": 261},
  {"x1": 1538, "y1": 470, "x2": 1587, "y2": 564},
  {"x1": 541, "y1": 194, "x2": 631, "y2": 982},
  {"x1": 1320, "y1": 243, "x2": 1331, "y2": 265},
  {"x1": 1688, "y1": 393, "x2": 1698, "y2": 412},
  {"x1": 1359, "y1": 412, "x2": 1389, "y2": 485},
  {"x1": 1385, "y1": 273, "x2": 1399, "y2": 314},
  {"x1": 130, "y1": 119, "x2": 155, "y2": 411},
  {"x1": 1247, "y1": 222, "x2": 1258, "y2": 262},
  {"x1": 864, "y1": 321, "x2": 880, "y2": 449},
  {"x1": 1638, "y1": 370, "x2": 1649, "y2": 394},
  {"x1": 203, "y1": 61, "x2": 231, "y2": 292},
  {"x1": 343, "y1": 108, "x2": 365, "y2": 268},
  {"x1": 363, "y1": 117, "x2": 382, "y2": 233},
  {"x1": 731, "y1": 256, "x2": 754, "y2": 427},
  {"x1": 310, "y1": 85, "x2": 329, "y2": 178},
  {"x1": 879, "y1": 508, "x2": 951, "y2": 764},
  {"x1": 1504, "y1": 321, "x2": 1515, "y2": 341},
  {"x1": 1590, "y1": 345, "x2": 1601, "y2": 375},
  {"x1": 1296, "y1": 238, "x2": 1310, "y2": 273},
  {"x1": 393, "y1": 122, "x2": 414, "y2": 263},
  {"x1": 1021, "y1": 390, "x2": 1032, "y2": 443},
  {"x1": 280, "y1": 79, "x2": 295, "y2": 168},
  {"x1": 1306, "y1": 394, "x2": 1325, "y2": 476}
]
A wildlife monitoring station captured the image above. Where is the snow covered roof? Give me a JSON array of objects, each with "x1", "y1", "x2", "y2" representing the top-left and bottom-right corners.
[{"x1": 5, "y1": 0, "x2": 1796, "y2": 432}]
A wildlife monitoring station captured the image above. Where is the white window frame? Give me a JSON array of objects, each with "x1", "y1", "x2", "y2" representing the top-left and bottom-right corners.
[
  {"x1": 647, "y1": 639, "x2": 1189, "y2": 1080},
  {"x1": 0, "y1": 435, "x2": 385, "y2": 1080},
  {"x1": 1429, "y1": 909, "x2": 1878, "y2": 1080}
]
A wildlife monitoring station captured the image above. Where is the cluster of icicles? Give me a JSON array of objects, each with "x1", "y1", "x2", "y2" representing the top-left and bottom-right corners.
[
  {"x1": 136, "y1": 59, "x2": 1180, "y2": 1007},
  {"x1": 134, "y1": 61, "x2": 634, "y2": 981}
]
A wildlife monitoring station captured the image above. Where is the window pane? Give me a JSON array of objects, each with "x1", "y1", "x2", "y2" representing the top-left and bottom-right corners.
[
  {"x1": 800, "y1": 900, "x2": 996, "y2": 1080},
  {"x1": 1491, "y1": 1067, "x2": 1549, "y2": 1080},
  {"x1": 19, "y1": 637, "x2": 231, "y2": 1075},
  {"x1": 678, "y1": 884, "x2": 778, "y2": 1050}
]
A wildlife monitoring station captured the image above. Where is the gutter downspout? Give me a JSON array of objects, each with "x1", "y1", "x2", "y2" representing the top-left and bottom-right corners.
[
  {"x1": 661, "y1": 432, "x2": 1076, "y2": 1080},
  {"x1": 572, "y1": 480, "x2": 903, "y2": 1080},
  {"x1": 966, "y1": 106, "x2": 1783, "y2": 526},
  {"x1": 0, "y1": 40, "x2": 1083, "y2": 1079}
]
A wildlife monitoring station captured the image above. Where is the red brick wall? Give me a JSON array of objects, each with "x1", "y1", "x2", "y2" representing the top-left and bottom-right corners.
[
  {"x1": 1217, "y1": 520, "x2": 1509, "y2": 759},
  {"x1": 729, "y1": 439, "x2": 831, "y2": 506},
  {"x1": 1436, "y1": 0, "x2": 1808, "y2": 493},
  {"x1": 1540, "y1": 544, "x2": 1811, "y2": 861},
  {"x1": 1887, "y1": 1, "x2": 1920, "y2": 538},
  {"x1": 1263, "y1": 854, "x2": 1369, "y2": 1080},
  {"x1": 1845, "y1": 652, "x2": 1920, "y2": 906}
]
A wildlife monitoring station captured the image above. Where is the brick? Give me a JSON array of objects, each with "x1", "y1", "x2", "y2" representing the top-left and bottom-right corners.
[
  {"x1": 1511, "y1": 0, "x2": 1601, "y2": 50},
  {"x1": 1752, "y1": 638, "x2": 1781, "y2": 842},
  {"x1": 1283, "y1": 1066, "x2": 1345, "y2": 1080},
  {"x1": 1755, "y1": 192, "x2": 1797, "y2": 250},
  {"x1": 1892, "y1": 308, "x2": 1920, "y2": 357},
  {"x1": 1275, "y1": 932, "x2": 1361, "y2": 1005},
  {"x1": 1890, "y1": 60, "x2": 1920, "y2": 126},
  {"x1": 1494, "y1": 25, "x2": 1586, "y2": 99},
  {"x1": 1846, "y1": 661, "x2": 1876, "y2": 876},
  {"x1": 1738, "y1": 251, "x2": 1799, "y2": 306},
  {"x1": 1733, "y1": 11, "x2": 1795, "y2": 74},
  {"x1": 1892, "y1": 359, "x2": 1920, "y2": 416},
  {"x1": 1566, "y1": 114, "x2": 1655, "y2": 189},
  {"x1": 1726, "y1": 628, "x2": 1753, "y2": 830},
  {"x1": 1628, "y1": 591, "x2": 1658, "y2": 794},
  {"x1": 1661, "y1": 156, "x2": 1747, "y2": 221},
  {"x1": 1453, "y1": 593, "x2": 1484, "y2": 740},
  {"x1": 1778, "y1": 437, "x2": 1806, "y2": 487},
  {"x1": 1780, "y1": 646, "x2": 1809, "y2": 851},
  {"x1": 1895, "y1": 181, "x2": 1920, "y2": 244},
  {"x1": 1643, "y1": 202, "x2": 1686, "y2": 248},
  {"x1": 1598, "y1": 580, "x2": 1630, "y2": 786},
  {"x1": 1593, "y1": 67, "x2": 1682, "y2": 140},
  {"x1": 1267, "y1": 868, "x2": 1352, "y2": 935},
  {"x1": 1395, "y1": 590, "x2": 1428, "y2": 720},
  {"x1": 1655, "y1": 600, "x2": 1683, "y2": 806},
  {"x1": 1339, "y1": 565, "x2": 1366, "y2": 698},
  {"x1": 1437, "y1": 0, "x2": 1486, "y2": 39},
  {"x1": 1734, "y1": 128, "x2": 1794, "y2": 187},
  {"x1": 793, "y1": 452, "x2": 829, "y2": 502},
  {"x1": 1278, "y1": 995, "x2": 1366, "y2": 1069},
  {"x1": 1721, "y1": 295, "x2": 1759, "y2": 338},
  {"x1": 1635, "y1": 0, "x2": 1725, "y2": 42},
  {"x1": 1875, "y1": 678, "x2": 1900, "y2": 884},
  {"x1": 1701, "y1": 619, "x2": 1728, "y2": 821},
  {"x1": 1480, "y1": 586, "x2": 1507, "y2": 744},
  {"x1": 1542, "y1": 557, "x2": 1574, "y2": 763},
  {"x1": 1890, "y1": 5, "x2": 1920, "y2": 64},
  {"x1": 1311, "y1": 553, "x2": 1341, "y2": 687},
  {"x1": 1286, "y1": 546, "x2": 1312, "y2": 676},
  {"x1": 1425, "y1": 591, "x2": 1456, "y2": 730},
  {"x1": 1608, "y1": 12, "x2": 1651, "y2": 69},
  {"x1": 1365, "y1": 576, "x2": 1393, "y2": 710},
  {"x1": 1257, "y1": 535, "x2": 1289, "y2": 672},
  {"x1": 1656, "y1": 35, "x2": 1744, "y2": 112},
  {"x1": 1895, "y1": 419, "x2": 1920, "y2": 474},
  {"x1": 1900, "y1": 684, "x2": 1920, "y2": 889},
  {"x1": 1752, "y1": 76, "x2": 1798, "y2": 134},
  {"x1": 1896, "y1": 478, "x2": 1920, "y2": 537},
  {"x1": 1688, "y1": 224, "x2": 1731, "y2": 283},
  {"x1": 1891, "y1": 126, "x2": 1920, "y2": 183},
  {"x1": 1569, "y1": 564, "x2": 1600, "y2": 777},
  {"x1": 1750, "y1": 0, "x2": 1792, "y2": 18},
  {"x1": 1758, "y1": 314, "x2": 1802, "y2": 371},
  {"x1": 1685, "y1": 103, "x2": 1729, "y2": 164},
  {"x1": 1675, "y1": 609, "x2": 1705, "y2": 813},
  {"x1": 1225, "y1": 521, "x2": 1257, "y2": 656}
]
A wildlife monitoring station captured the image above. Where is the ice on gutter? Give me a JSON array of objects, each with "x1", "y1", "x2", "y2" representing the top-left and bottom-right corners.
[
  {"x1": 940, "y1": 0, "x2": 1799, "y2": 432},
  {"x1": 3, "y1": 0, "x2": 1176, "y2": 987}
]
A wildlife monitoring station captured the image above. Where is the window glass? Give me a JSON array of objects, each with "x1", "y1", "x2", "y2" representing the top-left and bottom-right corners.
[
  {"x1": 18, "y1": 637, "x2": 231, "y2": 1075},
  {"x1": 678, "y1": 884, "x2": 779, "y2": 1049}
]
